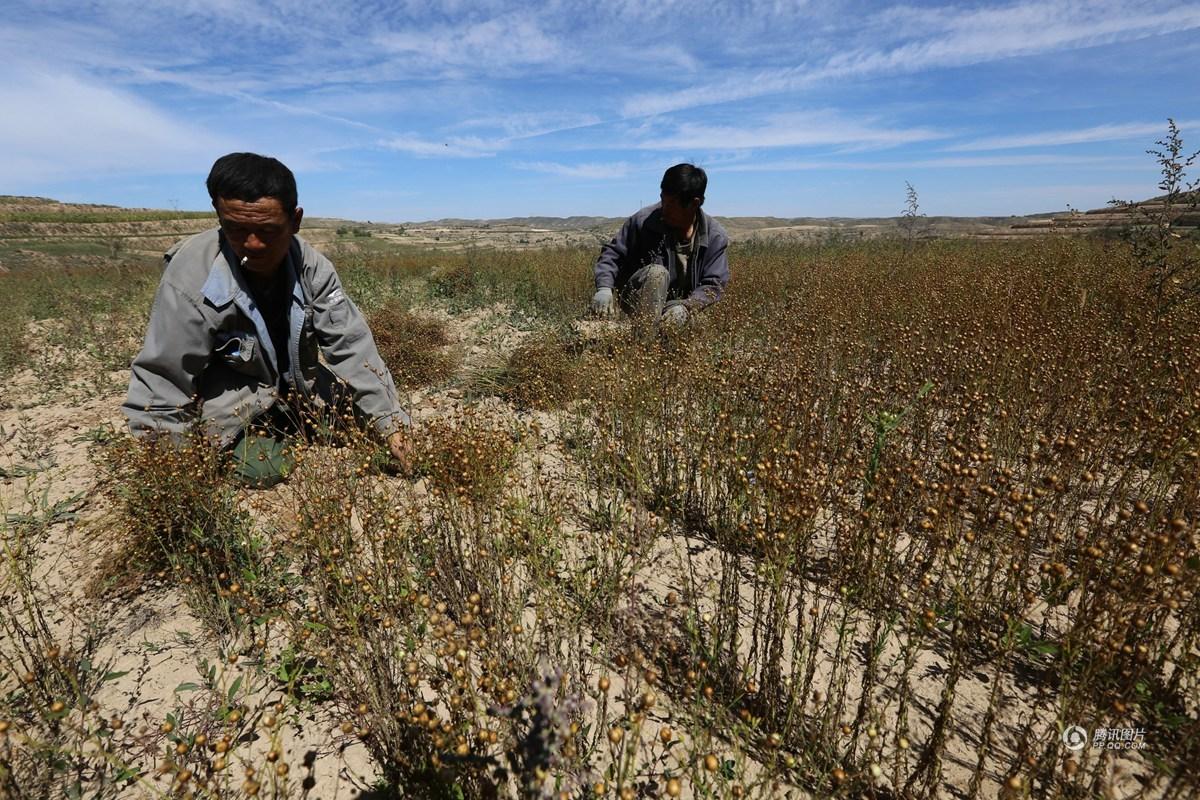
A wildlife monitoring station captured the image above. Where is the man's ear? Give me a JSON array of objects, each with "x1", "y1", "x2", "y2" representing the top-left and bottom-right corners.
[{"x1": 292, "y1": 207, "x2": 304, "y2": 232}]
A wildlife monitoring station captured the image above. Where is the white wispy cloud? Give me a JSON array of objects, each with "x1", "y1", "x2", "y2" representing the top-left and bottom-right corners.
[
  {"x1": 372, "y1": 12, "x2": 563, "y2": 72},
  {"x1": 121, "y1": 66, "x2": 391, "y2": 135},
  {"x1": 515, "y1": 161, "x2": 636, "y2": 179},
  {"x1": 378, "y1": 112, "x2": 607, "y2": 160},
  {"x1": 947, "y1": 120, "x2": 1198, "y2": 151},
  {"x1": 454, "y1": 111, "x2": 603, "y2": 140},
  {"x1": 379, "y1": 135, "x2": 497, "y2": 158},
  {"x1": 0, "y1": 0, "x2": 1192, "y2": 216},
  {"x1": 948, "y1": 181, "x2": 1157, "y2": 213},
  {"x1": 0, "y1": 67, "x2": 232, "y2": 183},
  {"x1": 719, "y1": 153, "x2": 1145, "y2": 171},
  {"x1": 631, "y1": 111, "x2": 946, "y2": 151},
  {"x1": 621, "y1": 0, "x2": 1200, "y2": 117},
  {"x1": 298, "y1": 84, "x2": 494, "y2": 119}
]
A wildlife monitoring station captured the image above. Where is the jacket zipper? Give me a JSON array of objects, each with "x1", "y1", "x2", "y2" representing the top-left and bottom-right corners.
[{"x1": 287, "y1": 260, "x2": 315, "y2": 403}]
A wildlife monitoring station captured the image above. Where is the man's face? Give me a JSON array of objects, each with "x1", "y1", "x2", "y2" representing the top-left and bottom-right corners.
[
  {"x1": 214, "y1": 196, "x2": 303, "y2": 276},
  {"x1": 660, "y1": 191, "x2": 700, "y2": 234}
]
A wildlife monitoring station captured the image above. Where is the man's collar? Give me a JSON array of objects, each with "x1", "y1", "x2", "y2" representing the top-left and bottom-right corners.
[
  {"x1": 201, "y1": 245, "x2": 239, "y2": 308},
  {"x1": 652, "y1": 207, "x2": 708, "y2": 248},
  {"x1": 693, "y1": 211, "x2": 709, "y2": 248},
  {"x1": 646, "y1": 205, "x2": 666, "y2": 233},
  {"x1": 202, "y1": 233, "x2": 297, "y2": 307}
]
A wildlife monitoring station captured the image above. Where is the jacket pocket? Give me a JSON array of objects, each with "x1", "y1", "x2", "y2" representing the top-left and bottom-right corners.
[
  {"x1": 324, "y1": 287, "x2": 350, "y2": 326},
  {"x1": 214, "y1": 332, "x2": 260, "y2": 375},
  {"x1": 298, "y1": 307, "x2": 319, "y2": 378}
]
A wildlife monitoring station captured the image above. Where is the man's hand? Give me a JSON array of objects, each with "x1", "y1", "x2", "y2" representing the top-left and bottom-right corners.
[
  {"x1": 387, "y1": 430, "x2": 415, "y2": 476},
  {"x1": 661, "y1": 303, "x2": 688, "y2": 326},
  {"x1": 591, "y1": 287, "x2": 616, "y2": 318}
]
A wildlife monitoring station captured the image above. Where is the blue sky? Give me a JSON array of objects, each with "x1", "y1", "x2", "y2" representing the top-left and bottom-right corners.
[{"x1": 1, "y1": 1, "x2": 1197, "y2": 220}]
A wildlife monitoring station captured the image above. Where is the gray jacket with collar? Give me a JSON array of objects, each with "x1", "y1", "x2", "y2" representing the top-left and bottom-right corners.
[
  {"x1": 123, "y1": 228, "x2": 408, "y2": 446},
  {"x1": 593, "y1": 203, "x2": 730, "y2": 309}
]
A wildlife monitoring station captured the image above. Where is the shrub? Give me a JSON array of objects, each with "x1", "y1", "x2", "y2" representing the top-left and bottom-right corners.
[
  {"x1": 368, "y1": 302, "x2": 461, "y2": 390},
  {"x1": 469, "y1": 329, "x2": 588, "y2": 410},
  {"x1": 1109, "y1": 118, "x2": 1200, "y2": 322},
  {"x1": 95, "y1": 432, "x2": 271, "y2": 635}
]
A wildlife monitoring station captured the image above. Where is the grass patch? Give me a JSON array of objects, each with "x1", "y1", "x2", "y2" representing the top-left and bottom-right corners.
[
  {"x1": 468, "y1": 328, "x2": 590, "y2": 410},
  {"x1": 0, "y1": 239, "x2": 114, "y2": 257},
  {"x1": 0, "y1": 264, "x2": 160, "y2": 387},
  {"x1": 334, "y1": 252, "x2": 446, "y2": 312},
  {"x1": 429, "y1": 248, "x2": 591, "y2": 322},
  {"x1": 368, "y1": 301, "x2": 461, "y2": 390}
]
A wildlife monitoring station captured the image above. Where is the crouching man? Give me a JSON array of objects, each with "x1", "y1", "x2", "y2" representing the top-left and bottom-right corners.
[
  {"x1": 123, "y1": 152, "x2": 410, "y2": 487},
  {"x1": 591, "y1": 163, "x2": 730, "y2": 325}
]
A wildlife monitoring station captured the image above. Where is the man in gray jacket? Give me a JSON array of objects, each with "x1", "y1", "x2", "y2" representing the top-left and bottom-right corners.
[
  {"x1": 123, "y1": 152, "x2": 410, "y2": 486},
  {"x1": 591, "y1": 164, "x2": 729, "y2": 325}
]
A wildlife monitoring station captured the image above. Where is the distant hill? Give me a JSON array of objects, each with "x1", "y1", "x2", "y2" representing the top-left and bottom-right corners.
[
  {"x1": 423, "y1": 216, "x2": 619, "y2": 231},
  {"x1": 2, "y1": 194, "x2": 1194, "y2": 272},
  {"x1": 415, "y1": 211, "x2": 1066, "y2": 242},
  {"x1": 0, "y1": 198, "x2": 345, "y2": 272},
  {"x1": 416, "y1": 195, "x2": 1199, "y2": 241},
  {"x1": 1002, "y1": 191, "x2": 1200, "y2": 237}
]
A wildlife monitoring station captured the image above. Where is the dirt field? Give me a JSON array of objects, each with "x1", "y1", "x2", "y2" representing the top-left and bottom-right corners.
[{"x1": 2, "y1": 215, "x2": 1197, "y2": 799}]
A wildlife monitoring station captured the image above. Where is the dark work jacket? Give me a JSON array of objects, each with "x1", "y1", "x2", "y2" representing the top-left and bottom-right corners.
[{"x1": 593, "y1": 204, "x2": 730, "y2": 309}]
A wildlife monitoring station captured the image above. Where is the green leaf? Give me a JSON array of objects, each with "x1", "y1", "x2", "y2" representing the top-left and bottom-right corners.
[
  {"x1": 174, "y1": 682, "x2": 199, "y2": 693},
  {"x1": 1031, "y1": 641, "x2": 1060, "y2": 657},
  {"x1": 227, "y1": 675, "x2": 244, "y2": 703},
  {"x1": 1161, "y1": 711, "x2": 1189, "y2": 730},
  {"x1": 1148, "y1": 754, "x2": 1176, "y2": 776},
  {"x1": 114, "y1": 766, "x2": 141, "y2": 783},
  {"x1": 102, "y1": 670, "x2": 130, "y2": 683}
]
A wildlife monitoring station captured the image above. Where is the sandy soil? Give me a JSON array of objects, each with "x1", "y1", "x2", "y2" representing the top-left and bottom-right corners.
[{"x1": 0, "y1": 302, "x2": 1168, "y2": 799}]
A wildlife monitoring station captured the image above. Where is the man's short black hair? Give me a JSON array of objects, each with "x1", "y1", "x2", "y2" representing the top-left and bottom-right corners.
[
  {"x1": 206, "y1": 152, "x2": 298, "y2": 214},
  {"x1": 660, "y1": 163, "x2": 706, "y2": 206}
]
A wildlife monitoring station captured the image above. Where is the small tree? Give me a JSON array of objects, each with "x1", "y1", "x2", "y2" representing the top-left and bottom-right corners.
[
  {"x1": 900, "y1": 181, "x2": 927, "y2": 249},
  {"x1": 1110, "y1": 119, "x2": 1199, "y2": 320}
]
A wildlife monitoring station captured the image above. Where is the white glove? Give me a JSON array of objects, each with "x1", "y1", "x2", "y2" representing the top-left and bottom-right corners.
[
  {"x1": 591, "y1": 287, "x2": 616, "y2": 317},
  {"x1": 661, "y1": 303, "x2": 688, "y2": 326}
]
